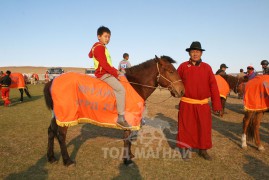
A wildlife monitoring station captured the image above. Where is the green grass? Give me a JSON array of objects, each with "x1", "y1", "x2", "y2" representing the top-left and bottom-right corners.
[{"x1": 0, "y1": 85, "x2": 268, "y2": 179}]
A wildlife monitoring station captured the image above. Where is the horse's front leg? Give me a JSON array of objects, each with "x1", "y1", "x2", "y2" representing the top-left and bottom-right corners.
[
  {"x1": 242, "y1": 111, "x2": 253, "y2": 149},
  {"x1": 123, "y1": 130, "x2": 133, "y2": 166},
  {"x1": 254, "y1": 112, "x2": 265, "y2": 151},
  {"x1": 19, "y1": 88, "x2": 23, "y2": 102},
  {"x1": 56, "y1": 126, "x2": 74, "y2": 166}
]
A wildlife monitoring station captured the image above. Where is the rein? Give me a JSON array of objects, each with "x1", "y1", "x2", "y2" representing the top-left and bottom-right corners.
[
  {"x1": 125, "y1": 80, "x2": 173, "y2": 104},
  {"x1": 121, "y1": 62, "x2": 182, "y2": 104},
  {"x1": 145, "y1": 94, "x2": 173, "y2": 104}
]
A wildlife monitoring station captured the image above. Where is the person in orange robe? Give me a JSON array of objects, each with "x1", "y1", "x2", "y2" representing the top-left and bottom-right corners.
[
  {"x1": 0, "y1": 70, "x2": 12, "y2": 106},
  {"x1": 177, "y1": 41, "x2": 222, "y2": 161}
]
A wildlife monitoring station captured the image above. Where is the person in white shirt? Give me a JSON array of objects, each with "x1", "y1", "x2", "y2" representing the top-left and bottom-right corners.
[{"x1": 118, "y1": 53, "x2": 131, "y2": 73}]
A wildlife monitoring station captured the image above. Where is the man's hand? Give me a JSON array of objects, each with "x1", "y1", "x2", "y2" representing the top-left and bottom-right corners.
[{"x1": 213, "y1": 110, "x2": 223, "y2": 117}]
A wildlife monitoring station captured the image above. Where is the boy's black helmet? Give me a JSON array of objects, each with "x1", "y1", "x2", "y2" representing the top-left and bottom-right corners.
[{"x1": 261, "y1": 60, "x2": 268, "y2": 65}]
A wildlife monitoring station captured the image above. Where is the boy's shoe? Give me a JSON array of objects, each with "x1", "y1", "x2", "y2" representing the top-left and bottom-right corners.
[
  {"x1": 141, "y1": 118, "x2": 146, "y2": 126},
  {"x1": 116, "y1": 115, "x2": 132, "y2": 129}
]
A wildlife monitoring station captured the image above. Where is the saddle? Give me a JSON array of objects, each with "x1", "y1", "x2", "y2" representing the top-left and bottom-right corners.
[
  {"x1": 10, "y1": 73, "x2": 26, "y2": 89},
  {"x1": 215, "y1": 75, "x2": 230, "y2": 99},
  {"x1": 51, "y1": 72, "x2": 145, "y2": 130},
  {"x1": 244, "y1": 75, "x2": 269, "y2": 111}
]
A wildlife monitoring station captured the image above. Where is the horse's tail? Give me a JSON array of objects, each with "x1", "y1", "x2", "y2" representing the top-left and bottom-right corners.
[
  {"x1": 246, "y1": 112, "x2": 256, "y2": 141},
  {"x1": 44, "y1": 81, "x2": 53, "y2": 110}
]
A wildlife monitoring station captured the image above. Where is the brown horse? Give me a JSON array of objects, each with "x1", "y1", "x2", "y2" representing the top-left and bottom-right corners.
[
  {"x1": 44, "y1": 56, "x2": 185, "y2": 166},
  {"x1": 0, "y1": 72, "x2": 31, "y2": 102},
  {"x1": 241, "y1": 75, "x2": 269, "y2": 151},
  {"x1": 217, "y1": 74, "x2": 244, "y2": 116}
]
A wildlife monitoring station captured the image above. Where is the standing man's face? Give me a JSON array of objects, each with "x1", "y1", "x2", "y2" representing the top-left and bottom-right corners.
[{"x1": 189, "y1": 50, "x2": 203, "y2": 61}]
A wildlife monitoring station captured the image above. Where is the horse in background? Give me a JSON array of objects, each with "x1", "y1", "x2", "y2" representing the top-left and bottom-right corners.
[
  {"x1": 215, "y1": 74, "x2": 244, "y2": 117},
  {"x1": 10, "y1": 73, "x2": 31, "y2": 102},
  {"x1": 30, "y1": 73, "x2": 39, "y2": 85},
  {"x1": 44, "y1": 56, "x2": 185, "y2": 166},
  {"x1": 241, "y1": 75, "x2": 269, "y2": 151}
]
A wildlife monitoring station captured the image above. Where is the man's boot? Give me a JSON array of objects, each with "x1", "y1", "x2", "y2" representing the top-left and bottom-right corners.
[
  {"x1": 198, "y1": 149, "x2": 212, "y2": 161},
  {"x1": 116, "y1": 115, "x2": 132, "y2": 129}
]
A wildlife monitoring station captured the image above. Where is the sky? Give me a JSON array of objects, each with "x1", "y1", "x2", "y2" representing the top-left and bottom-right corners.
[{"x1": 0, "y1": 0, "x2": 269, "y2": 73}]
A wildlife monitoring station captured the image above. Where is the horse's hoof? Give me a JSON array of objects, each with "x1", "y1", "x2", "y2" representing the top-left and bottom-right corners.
[
  {"x1": 241, "y1": 145, "x2": 247, "y2": 149},
  {"x1": 64, "y1": 160, "x2": 75, "y2": 167},
  {"x1": 123, "y1": 159, "x2": 134, "y2": 166},
  {"x1": 130, "y1": 153, "x2": 135, "y2": 159},
  {"x1": 258, "y1": 146, "x2": 265, "y2": 151},
  {"x1": 48, "y1": 156, "x2": 57, "y2": 163}
]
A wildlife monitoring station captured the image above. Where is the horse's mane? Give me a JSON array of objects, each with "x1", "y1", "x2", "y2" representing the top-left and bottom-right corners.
[
  {"x1": 159, "y1": 55, "x2": 177, "y2": 64},
  {"x1": 126, "y1": 56, "x2": 176, "y2": 74},
  {"x1": 220, "y1": 74, "x2": 235, "y2": 81}
]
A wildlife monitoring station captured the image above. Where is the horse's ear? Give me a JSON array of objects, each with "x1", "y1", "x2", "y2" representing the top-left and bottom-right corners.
[{"x1": 155, "y1": 55, "x2": 160, "y2": 62}]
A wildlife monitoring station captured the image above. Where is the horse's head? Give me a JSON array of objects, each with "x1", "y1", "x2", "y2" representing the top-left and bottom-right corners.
[{"x1": 155, "y1": 55, "x2": 185, "y2": 98}]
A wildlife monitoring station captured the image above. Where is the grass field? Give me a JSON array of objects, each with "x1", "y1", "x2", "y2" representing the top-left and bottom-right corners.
[{"x1": 0, "y1": 84, "x2": 268, "y2": 179}]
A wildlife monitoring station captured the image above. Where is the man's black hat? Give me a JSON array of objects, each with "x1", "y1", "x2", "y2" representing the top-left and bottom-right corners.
[
  {"x1": 261, "y1": 60, "x2": 268, "y2": 66},
  {"x1": 220, "y1": 64, "x2": 228, "y2": 68},
  {"x1": 186, "y1": 41, "x2": 205, "y2": 52}
]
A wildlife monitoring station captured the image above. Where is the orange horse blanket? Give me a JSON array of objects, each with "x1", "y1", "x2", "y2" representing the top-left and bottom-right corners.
[
  {"x1": 10, "y1": 73, "x2": 26, "y2": 89},
  {"x1": 244, "y1": 75, "x2": 269, "y2": 111},
  {"x1": 215, "y1": 75, "x2": 230, "y2": 99},
  {"x1": 51, "y1": 72, "x2": 145, "y2": 130}
]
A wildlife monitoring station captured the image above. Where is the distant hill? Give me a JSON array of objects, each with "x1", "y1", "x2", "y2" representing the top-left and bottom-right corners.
[{"x1": 0, "y1": 66, "x2": 86, "y2": 74}]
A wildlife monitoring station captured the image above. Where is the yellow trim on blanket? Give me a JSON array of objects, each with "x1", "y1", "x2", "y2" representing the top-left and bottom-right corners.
[
  {"x1": 181, "y1": 97, "x2": 209, "y2": 105},
  {"x1": 220, "y1": 94, "x2": 227, "y2": 99},
  {"x1": 56, "y1": 118, "x2": 141, "y2": 131},
  {"x1": 244, "y1": 106, "x2": 269, "y2": 111},
  {"x1": 2, "y1": 86, "x2": 25, "y2": 89}
]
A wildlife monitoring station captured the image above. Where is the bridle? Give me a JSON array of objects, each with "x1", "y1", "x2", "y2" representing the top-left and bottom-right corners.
[
  {"x1": 156, "y1": 62, "x2": 182, "y2": 92},
  {"x1": 124, "y1": 62, "x2": 183, "y2": 104},
  {"x1": 128, "y1": 62, "x2": 182, "y2": 93}
]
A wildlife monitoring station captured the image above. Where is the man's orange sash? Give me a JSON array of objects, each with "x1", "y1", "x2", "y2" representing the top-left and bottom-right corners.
[
  {"x1": 51, "y1": 72, "x2": 145, "y2": 130},
  {"x1": 244, "y1": 75, "x2": 269, "y2": 111},
  {"x1": 215, "y1": 75, "x2": 230, "y2": 99},
  {"x1": 181, "y1": 97, "x2": 209, "y2": 104}
]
